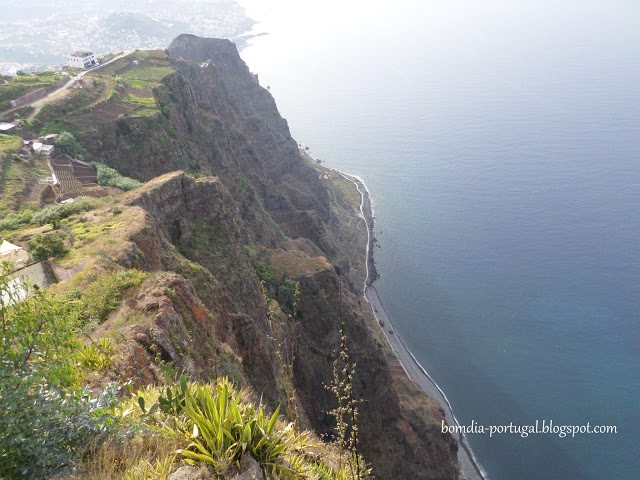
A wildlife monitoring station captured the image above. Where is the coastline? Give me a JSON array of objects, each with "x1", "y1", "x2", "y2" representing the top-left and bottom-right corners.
[{"x1": 307, "y1": 150, "x2": 488, "y2": 480}]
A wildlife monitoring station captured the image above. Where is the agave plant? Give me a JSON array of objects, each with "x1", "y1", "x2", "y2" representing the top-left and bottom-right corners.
[
  {"x1": 76, "y1": 337, "x2": 114, "y2": 371},
  {"x1": 177, "y1": 378, "x2": 311, "y2": 478},
  {"x1": 138, "y1": 375, "x2": 189, "y2": 416}
]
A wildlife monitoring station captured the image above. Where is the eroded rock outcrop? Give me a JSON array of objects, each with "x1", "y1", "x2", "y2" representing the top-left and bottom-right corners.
[{"x1": 71, "y1": 35, "x2": 461, "y2": 479}]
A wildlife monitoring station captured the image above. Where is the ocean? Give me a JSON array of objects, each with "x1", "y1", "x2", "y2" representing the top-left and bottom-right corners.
[{"x1": 237, "y1": 1, "x2": 640, "y2": 478}]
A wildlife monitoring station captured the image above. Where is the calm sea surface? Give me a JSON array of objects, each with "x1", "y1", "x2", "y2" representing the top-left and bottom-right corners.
[{"x1": 238, "y1": 1, "x2": 640, "y2": 478}]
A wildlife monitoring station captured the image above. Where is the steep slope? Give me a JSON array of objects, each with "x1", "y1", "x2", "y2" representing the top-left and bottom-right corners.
[{"x1": 30, "y1": 36, "x2": 462, "y2": 479}]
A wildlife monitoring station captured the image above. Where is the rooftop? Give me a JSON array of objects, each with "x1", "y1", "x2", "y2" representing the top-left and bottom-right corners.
[{"x1": 71, "y1": 50, "x2": 94, "y2": 58}]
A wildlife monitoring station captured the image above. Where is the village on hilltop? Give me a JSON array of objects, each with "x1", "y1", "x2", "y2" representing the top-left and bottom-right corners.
[{"x1": 0, "y1": 49, "x2": 133, "y2": 299}]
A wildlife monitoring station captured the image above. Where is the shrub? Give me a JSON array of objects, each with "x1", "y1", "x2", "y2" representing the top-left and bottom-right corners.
[
  {"x1": 0, "y1": 209, "x2": 33, "y2": 232},
  {"x1": 54, "y1": 131, "x2": 89, "y2": 158},
  {"x1": 0, "y1": 381, "x2": 117, "y2": 479},
  {"x1": 257, "y1": 261, "x2": 276, "y2": 287},
  {"x1": 79, "y1": 269, "x2": 147, "y2": 324},
  {"x1": 90, "y1": 162, "x2": 143, "y2": 191},
  {"x1": 167, "y1": 378, "x2": 311, "y2": 478},
  {"x1": 0, "y1": 266, "x2": 118, "y2": 478},
  {"x1": 77, "y1": 337, "x2": 115, "y2": 371},
  {"x1": 26, "y1": 232, "x2": 68, "y2": 261},
  {"x1": 31, "y1": 197, "x2": 107, "y2": 225},
  {"x1": 277, "y1": 278, "x2": 299, "y2": 311}
]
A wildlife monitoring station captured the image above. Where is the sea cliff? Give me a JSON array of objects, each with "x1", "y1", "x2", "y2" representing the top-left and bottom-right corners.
[{"x1": 0, "y1": 35, "x2": 461, "y2": 479}]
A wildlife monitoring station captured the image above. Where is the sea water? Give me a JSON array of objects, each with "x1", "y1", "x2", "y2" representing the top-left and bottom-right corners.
[{"x1": 238, "y1": 1, "x2": 640, "y2": 478}]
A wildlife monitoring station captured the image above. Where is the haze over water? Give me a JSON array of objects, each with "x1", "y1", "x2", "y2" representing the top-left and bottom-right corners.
[{"x1": 238, "y1": 1, "x2": 640, "y2": 478}]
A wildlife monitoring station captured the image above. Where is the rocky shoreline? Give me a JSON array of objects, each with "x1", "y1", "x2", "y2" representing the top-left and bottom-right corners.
[{"x1": 331, "y1": 162, "x2": 488, "y2": 480}]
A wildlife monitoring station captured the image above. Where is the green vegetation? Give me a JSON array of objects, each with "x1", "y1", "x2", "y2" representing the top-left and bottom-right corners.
[
  {"x1": 257, "y1": 261, "x2": 277, "y2": 287},
  {"x1": 54, "y1": 131, "x2": 89, "y2": 158},
  {"x1": 0, "y1": 264, "x2": 117, "y2": 479},
  {"x1": 35, "y1": 89, "x2": 101, "y2": 135},
  {"x1": 39, "y1": 119, "x2": 75, "y2": 136},
  {"x1": 0, "y1": 210, "x2": 33, "y2": 231},
  {"x1": 26, "y1": 232, "x2": 68, "y2": 261},
  {"x1": 97, "y1": 52, "x2": 118, "y2": 64},
  {"x1": 122, "y1": 94, "x2": 157, "y2": 108},
  {"x1": 0, "y1": 133, "x2": 21, "y2": 157},
  {"x1": 28, "y1": 197, "x2": 109, "y2": 226},
  {"x1": 120, "y1": 64, "x2": 174, "y2": 83},
  {"x1": 76, "y1": 337, "x2": 115, "y2": 371},
  {"x1": 12, "y1": 75, "x2": 62, "y2": 83},
  {"x1": 128, "y1": 79, "x2": 151, "y2": 89},
  {"x1": 0, "y1": 155, "x2": 51, "y2": 218},
  {"x1": 74, "y1": 269, "x2": 147, "y2": 324},
  {"x1": 0, "y1": 74, "x2": 62, "y2": 110},
  {"x1": 132, "y1": 106, "x2": 160, "y2": 117},
  {"x1": 135, "y1": 377, "x2": 331, "y2": 478},
  {"x1": 90, "y1": 162, "x2": 144, "y2": 191},
  {"x1": 277, "y1": 277, "x2": 299, "y2": 311}
]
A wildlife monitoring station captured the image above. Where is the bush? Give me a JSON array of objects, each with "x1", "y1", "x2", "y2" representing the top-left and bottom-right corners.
[
  {"x1": 139, "y1": 378, "x2": 312, "y2": 478},
  {"x1": 54, "y1": 131, "x2": 89, "y2": 158},
  {"x1": 0, "y1": 266, "x2": 118, "y2": 478},
  {"x1": 90, "y1": 162, "x2": 143, "y2": 191},
  {"x1": 257, "y1": 261, "x2": 276, "y2": 287},
  {"x1": 31, "y1": 197, "x2": 107, "y2": 225},
  {"x1": 26, "y1": 232, "x2": 68, "y2": 261},
  {"x1": 0, "y1": 380, "x2": 118, "y2": 480},
  {"x1": 0, "y1": 210, "x2": 33, "y2": 232},
  {"x1": 277, "y1": 278, "x2": 299, "y2": 311},
  {"x1": 77, "y1": 337, "x2": 115, "y2": 371},
  {"x1": 79, "y1": 269, "x2": 147, "y2": 323}
]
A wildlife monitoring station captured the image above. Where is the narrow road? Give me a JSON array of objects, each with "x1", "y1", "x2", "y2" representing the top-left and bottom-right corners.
[
  {"x1": 365, "y1": 285, "x2": 487, "y2": 480},
  {"x1": 336, "y1": 168, "x2": 488, "y2": 480},
  {"x1": 0, "y1": 50, "x2": 132, "y2": 120},
  {"x1": 27, "y1": 50, "x2": 133, "y2": 120}
]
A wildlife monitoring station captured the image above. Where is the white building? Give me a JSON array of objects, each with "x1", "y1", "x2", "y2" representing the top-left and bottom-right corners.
[
  {"x1": 0, "y1": 240, "x2": 30, "y2": 267},
  {"x1": 67, "y1": 50, "x2": 97, "y2": 69}
]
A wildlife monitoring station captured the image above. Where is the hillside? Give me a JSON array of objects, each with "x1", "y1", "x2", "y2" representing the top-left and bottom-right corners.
[{"x1": 0, "y1": 36, "x2": 460, "y2": 480}]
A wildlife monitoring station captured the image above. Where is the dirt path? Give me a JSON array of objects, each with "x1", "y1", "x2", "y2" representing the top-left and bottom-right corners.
[{"x1": 0, "y1": 51, "x2": 133, "y2": 121}]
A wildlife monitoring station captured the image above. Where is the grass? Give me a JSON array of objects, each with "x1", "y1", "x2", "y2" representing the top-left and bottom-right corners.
[
  {"x1": 268, "y1": 248, "x2": 331, "y2": 278},
  {"x1": 128, "y1": 80, "x2": 151, "y2": 89},
  {"x1": 0, "y1": 155, "x2": 50, "y2": 217},
  {"x1": 74, "y1": 268, "x2": 148, "y2": 324},
  {"x1": 120, "y1": 65, "x2": 174, "y2": 83},
  {"x1": 122, "y1": 94, "x2": 157, "y2": 108},
  {"x1": 0, "y1": 78, "x2": 60, "y2": 110},
  {"x1": 68, "y1": 434, "x2": 185, "y2": 480},
  {"x1": 12, "y1": 75, "x2": 62, "y2": 83},
  {"x1": 70, "y1": 220, "x2": 124, "y2": 248},
  {"x1": 130, "y1": 107, "x2": 159, "y2": 118},
  {"x1": 56, "y1": 205, "x2": 148, "y2": 268},
  {"x1": 39, "y1": 119, "x2": 77, "y2": 135},
  {"x1": 0, "y1": 133, "x2": 21, "y2": 157}
]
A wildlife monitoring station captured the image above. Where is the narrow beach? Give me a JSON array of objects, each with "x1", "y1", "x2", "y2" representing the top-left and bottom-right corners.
[{"x1": 342, "y1": 170, "x2": 488, "y2": 480}]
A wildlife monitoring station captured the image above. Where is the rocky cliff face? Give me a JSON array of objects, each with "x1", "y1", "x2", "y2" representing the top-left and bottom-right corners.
[{"x1": 74, "y1": 36, "x2": 460, "y2": 479}]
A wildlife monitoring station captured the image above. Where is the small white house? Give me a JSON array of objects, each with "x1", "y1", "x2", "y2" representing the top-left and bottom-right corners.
[
  {"x1": 67, "y1": 50, "x2": 97, "y2": 69},
  {"x1": 0, "y1": 240, "x2": 29, "y2": 267}
]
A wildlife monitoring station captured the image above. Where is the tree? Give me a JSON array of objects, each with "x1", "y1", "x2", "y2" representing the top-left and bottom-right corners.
[
  {"x1": 0, "y1": 263, "x2": 113, "y2": 479},
  {"x1": 26, "y1": 233, "x2": 67, "y2": 261},
  {"x1": 54, "y1": 131, "x2": 88, "y2": 158}
]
